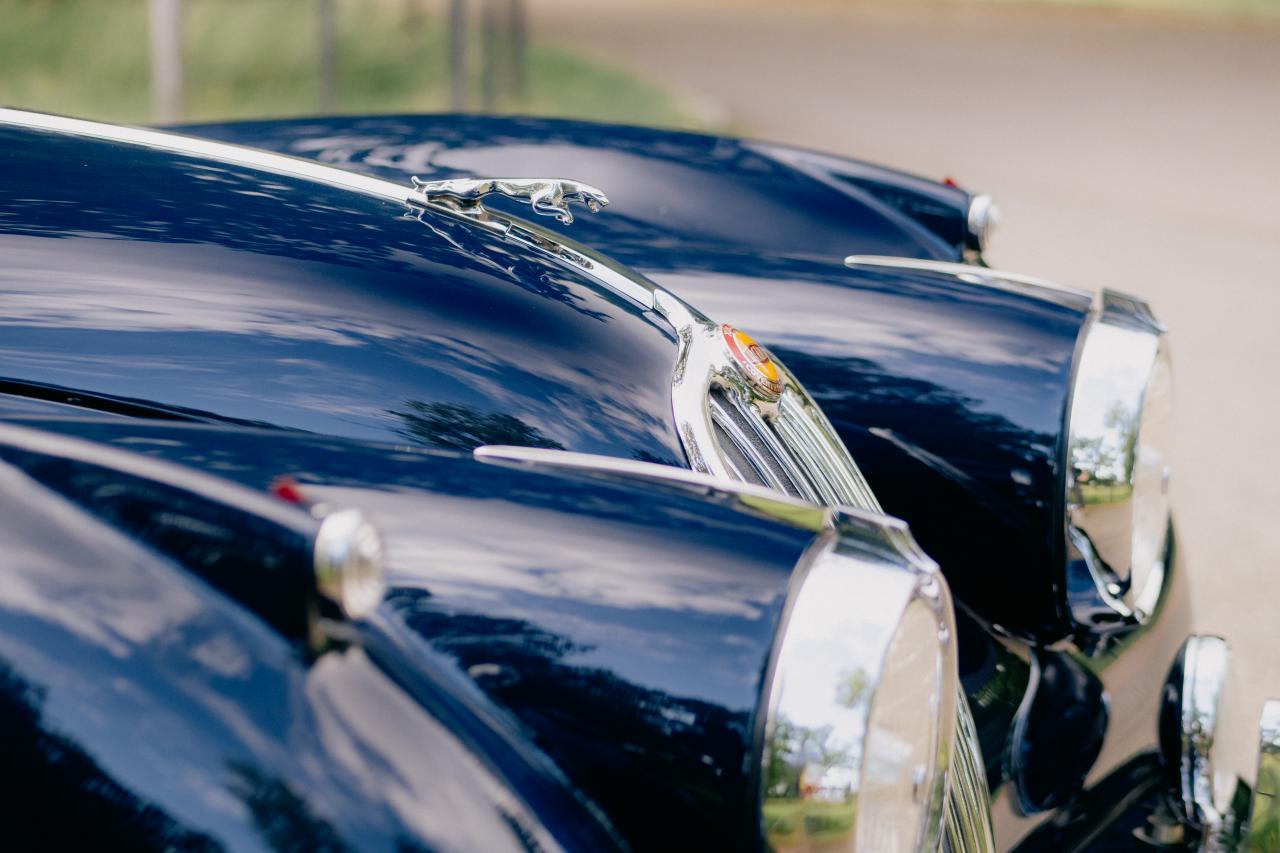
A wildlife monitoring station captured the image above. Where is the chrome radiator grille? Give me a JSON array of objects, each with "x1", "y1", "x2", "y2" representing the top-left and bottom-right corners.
[
  {"x1": 944, "y1": 693, "x2": 996, "y2": 852},
  {"x1": 707, "y1": 386, "x2": 881, "y2": 513},
  {"x1": 657, "y1": 292, "x2": 881, "y2": 514}
]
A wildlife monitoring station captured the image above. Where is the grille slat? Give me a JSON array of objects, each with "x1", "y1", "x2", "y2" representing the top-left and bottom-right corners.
[
  {"x1": 708, "y1": 388, "x2": 807, "y2": 499},
  {"x1": 944, "y1": 691, "x2": 996, "y2": 852},
  {"x1": 776, "y1": 392, "x2": 882, "y2": 512},
  {"x1": 709, "y1": 418, "x2": 767, "y2": 487},
  {"x1": 707, "y1": 385, "x2": 879, "y2": 513}
]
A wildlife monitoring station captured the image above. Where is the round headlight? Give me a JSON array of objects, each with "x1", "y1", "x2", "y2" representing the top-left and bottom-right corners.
[
  {"x1": 761, "y1": 523, "x2": 957, "y2": 850},
  {"x1": 1065, "y1": 290, "x2": 1172, "y2": 627},
  {"x1": 856, "y1": 595, "x2": 953, "y2": 848}
]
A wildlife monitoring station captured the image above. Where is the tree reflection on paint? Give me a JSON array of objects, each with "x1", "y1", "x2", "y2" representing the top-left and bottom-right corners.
[
  {"x1": 389, "y1": 400, "x2": 564, "y2": 452},
  {"x1": 1070, "y1": 402, "x2": 1139, "y2": 506},
  {"x1": 385, "y1": 587, "x2": 750, "y2": 851},
  {"x1": 762, "y1": 712, "x2": 858, "y2": 849},
  {"x1": 225, "y1": 762, "x2": 350, "y2": 853}
]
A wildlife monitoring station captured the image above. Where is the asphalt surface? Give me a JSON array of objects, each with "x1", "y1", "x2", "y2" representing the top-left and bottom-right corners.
[{"x1": 533, "y1": 0, "x2": 1280, "y2": 759}]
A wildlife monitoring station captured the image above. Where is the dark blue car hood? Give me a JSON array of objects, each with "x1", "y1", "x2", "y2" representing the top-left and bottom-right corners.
[
  {"x1": 179, "y1": 113, "x2": 966, "y2": 268},
  {"x1": 182, "y1": 115, "x2": 1093, "y2": 640},
  {"x1": 0, "y1": 121, "x2": 685, "y2": 465},
  {"x1": 0, "y1": 413, "x2": 818, "y2": 850}
]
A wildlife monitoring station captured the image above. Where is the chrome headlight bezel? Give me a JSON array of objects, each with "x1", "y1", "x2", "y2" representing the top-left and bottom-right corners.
[
  {"x1": 1063, "y1": 289, "x2": 1172, "y2": 630},
  {"x1": 759, "y1": 513, "x2": 958, "y2": 851}
]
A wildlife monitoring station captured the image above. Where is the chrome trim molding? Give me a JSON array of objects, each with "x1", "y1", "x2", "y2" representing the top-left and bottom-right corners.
[
  {"x1": 762, "y1": 527, "x2": 957, "y2": 851},
  {"x1": 1065, "y1": 289, "x2": 1172, "y2": 629},
  {"x1": 843, "y1": 255, "x2": 1092, "y2": 306},
  {"x1": 0, "y1": 108, "x2": 409, "y2": 204},
  {"x1": 473, "y1": 443, "x2": 827, "y2": 526},
  {"x1": 655, "y1": 290, "x2": 882, "y2": 513}
]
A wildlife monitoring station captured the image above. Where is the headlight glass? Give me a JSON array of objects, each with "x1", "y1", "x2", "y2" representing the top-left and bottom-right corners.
[
  {"x1": 761, "y1": 526, "x2": 956, "y2": 850},
  {"x1": 1065, "y1": 291, "x2": 1171, "y2": 627},
  {"x1": 856, "y1": 596, "x2": 950, "y2": 848}
]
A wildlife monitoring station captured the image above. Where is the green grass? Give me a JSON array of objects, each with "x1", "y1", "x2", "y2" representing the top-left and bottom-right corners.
[
  {"x1": 0, "y1": 0, "x2": 704, "y2": 128},
  {"x1": 763, "y1": 797, "x2": 857, "y2": 847},
  {"x1": 1079, "y1": 481, "x2": 1133, "y2": 506}
]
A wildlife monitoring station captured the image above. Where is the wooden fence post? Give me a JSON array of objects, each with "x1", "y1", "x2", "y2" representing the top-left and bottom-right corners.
[
  {"x1": 448, "y1": 0, "x2": 469, "y2": 111},
  {"x1": 149, "y1": 0, "x2": 184, "y2": 123}
]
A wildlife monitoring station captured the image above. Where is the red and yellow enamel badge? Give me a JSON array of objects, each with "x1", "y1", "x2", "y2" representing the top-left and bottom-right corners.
[{"x1": 721, "y1": 323, "x2": 783, "y2": 398}]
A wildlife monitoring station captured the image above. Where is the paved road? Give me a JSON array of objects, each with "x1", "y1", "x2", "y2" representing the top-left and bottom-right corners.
[{"x1": 533, "y1": 0, "x2": 1280, "y2": 740}]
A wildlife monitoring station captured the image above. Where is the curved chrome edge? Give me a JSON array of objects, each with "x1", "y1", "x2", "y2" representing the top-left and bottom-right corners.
[
  {"x1": 964, "y1": 194, "x2": 999, "y2": 260},
  {"x1": 1181, "y1": 636, "x2": 1230, "y2": 830},
  {"x1": 1169, "y1": 643, "x2": 1280, "y2": 853},
  {"x1": 843, "y1": 255, "x2": 1093, "y2": 306},
  {"x1": 313, "y1": 507, "x2": 387, "y2": 621},
  {"x1": 0, "y1": 107, "x2": 411, "y2": 204},
  {"x1": 1247, "y1": 700, "x2": 1280, "y2": 851},
  {"x1": 654, "y1": 290, "x2": 882, "y2": 513},
  {"x1": 474, "y1": 446, "x2": 930, "y2": 575},
  {"x1": 1064, "y1": 289, "x2": 1172, "y2": 631},
  {"x1": 760, "y1": 528, "x2": 958, "y2": 851},
  {"x1": 473, "y1": 443, "x2": 829, "y2": 527},
  {"x1": 0, "y1": 108, "x2": 660, "y2": 311}
]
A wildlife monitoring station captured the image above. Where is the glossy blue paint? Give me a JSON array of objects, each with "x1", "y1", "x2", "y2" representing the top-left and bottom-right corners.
[
  {"x1": 185, "y1": 115, "x2": 1093, "y2": 641},
  {"x1": 5, "y1": 413, "x2": 1194, "y2": 850},
  {"x1": 180, "y1": 114, "x2": 967, "y2": 267},
  {"x1": 1, "y1": 415, "x2": 818, "y2": 849},
  {"x1": 667, "y1": 259, "x2": 1090, "y2": 641},
  {"x1": 0, "y1": 123, "x2": 685, "y2": 464},
  {"x1": 0, "y1": 445, "x2": 623, "y2": 852},
  {"x1": 958, "y1": 526, "x2": 1191, "y2": 848},
  {"x1": 0, "y1": 423, "x2": 324, "y2": 646},
  {"x1": 0, "y1": 112, "x2": 1198, "y2": 848}
]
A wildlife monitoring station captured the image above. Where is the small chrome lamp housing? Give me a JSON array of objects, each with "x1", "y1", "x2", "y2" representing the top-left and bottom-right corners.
[
  {"x1": 761, "y1": 514, "x2": 959, "y2": 850},
  {"x1": 1247, "y1": 700, "x2": 1280, "y2": 849},
  {"x1": 1065, "y1": 289, "x2": 1173, "y2": 629},
  {"x1": 313, "y1": 507, "x2": 387, "y2": 620},
  {"x1": 1160, "y1": 634, "x2": 1280, "y2": 851},
  {"x1": 964, "y1": 193, "x2": 999, "y2": 261},
  {"x1": 1174, "y1": 635, "x2": 1238, "y2": 832}
]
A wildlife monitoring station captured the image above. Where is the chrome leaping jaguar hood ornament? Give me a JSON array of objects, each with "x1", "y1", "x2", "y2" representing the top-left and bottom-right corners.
[{"x1": 410, "y1": 176, "x2": 609, "y2": 224}]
